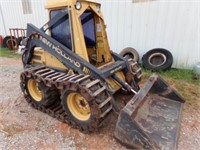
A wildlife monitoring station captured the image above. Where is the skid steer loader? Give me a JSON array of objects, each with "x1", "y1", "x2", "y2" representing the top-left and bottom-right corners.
[{"x1": 20, "y1": 0, "x2": 185, "y2": 149}]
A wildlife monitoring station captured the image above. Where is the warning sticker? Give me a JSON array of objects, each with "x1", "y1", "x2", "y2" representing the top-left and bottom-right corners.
[{"x1": 96, "y1": 24, "x2": 102, "y2": 32}]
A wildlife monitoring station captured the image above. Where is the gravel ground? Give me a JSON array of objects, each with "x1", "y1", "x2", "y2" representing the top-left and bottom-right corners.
[{"x1": 0, "y1": 57, "x2": 199, "y2": 150}]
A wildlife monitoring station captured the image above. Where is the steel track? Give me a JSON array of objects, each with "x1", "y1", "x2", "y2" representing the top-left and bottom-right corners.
[{"x1": 20, "y1": 65, "x2": 113, "y2": 132}]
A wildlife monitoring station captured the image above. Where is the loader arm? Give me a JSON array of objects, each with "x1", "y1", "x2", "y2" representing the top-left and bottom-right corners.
[{"x1": 25, "y1": 24, "x2": 129, "y2": 88}]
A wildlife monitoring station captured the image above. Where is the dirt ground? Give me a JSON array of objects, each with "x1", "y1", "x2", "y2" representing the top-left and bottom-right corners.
[{"x1": 0, "y1": 57, "x2": 199, "y2": 150}]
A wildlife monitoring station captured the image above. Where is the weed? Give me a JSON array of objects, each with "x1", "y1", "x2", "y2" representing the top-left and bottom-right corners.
[
  {"x1": 142, "y1": 68, "x2": 200, "y2": 110},
  {"x1": 0, "y1": 48, "x2": 21, "y2": 58},
  {"x1": 142, "y1": 68, "x2": 200, "y2": 85}
]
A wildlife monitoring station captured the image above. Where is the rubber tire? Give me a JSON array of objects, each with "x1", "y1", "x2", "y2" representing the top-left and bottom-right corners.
[
  {"x1": 24, "y1": 77, "x2": 59, "y2": 108},
  {"x1": 142, "y1": 48, "x2": 173, "y2": 71},
  {"x1": 7, "y1": 38, "x2": 18, "y2": 50},
  {"x1": 61, "y1": 90, "x2": 93, "y2": 126},
  {"x1": 2, "y1": 36, "x2": 14, "y2": 48},
  {"x1": 119, "y1": 47, "x2": 139, "y2": 62}
]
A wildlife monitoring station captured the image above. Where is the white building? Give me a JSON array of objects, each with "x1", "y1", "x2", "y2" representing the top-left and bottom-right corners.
[{"x1": 0, "y1": 0, "x2": 199, "y2": 69}]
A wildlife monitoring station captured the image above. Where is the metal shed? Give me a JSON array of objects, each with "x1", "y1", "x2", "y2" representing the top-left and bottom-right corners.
[{"x1": 0, "y1": 0, "x2": 199, "y2": 69}]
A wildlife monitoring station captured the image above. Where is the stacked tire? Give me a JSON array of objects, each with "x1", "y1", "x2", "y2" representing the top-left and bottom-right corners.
[
  {"x1": 119, "y1": 47, "x2": 139, "y2": 62},
  {"x1": 2, "y1": 36, "x2": 25, "y2": 50},
  {"x1": 119, "y1": 47, "x2": 173, "y2": 72},
  {"x1": 142, "y1": 48, "x2": 173, "y2": 71}
]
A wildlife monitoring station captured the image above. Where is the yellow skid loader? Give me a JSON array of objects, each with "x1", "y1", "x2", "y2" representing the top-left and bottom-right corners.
[{"x1": 20, "y1": 0, "x2": 184, "y2": 149}]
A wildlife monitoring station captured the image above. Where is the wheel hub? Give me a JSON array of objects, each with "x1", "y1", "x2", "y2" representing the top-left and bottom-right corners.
[
  {"x1": 27, "y1": 79, "x2": 42, "y2": 102},
  {"x1": 148, "y1": 53, "x2": 167, "y2": 67},
  {"x1": 67, "y1": 92, "x2": 91, "y2": 121}
]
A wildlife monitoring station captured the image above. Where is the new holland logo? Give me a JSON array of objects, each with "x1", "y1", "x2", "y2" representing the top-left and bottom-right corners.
[{"x1": 39, "y1": 36, "x2": 81, "y2": 68}]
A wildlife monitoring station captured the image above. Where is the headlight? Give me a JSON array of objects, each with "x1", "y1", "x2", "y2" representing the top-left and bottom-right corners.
[
  {"x1": 75, "y1": 2, "x2": 81, "y2": 10},
  {"x1": 96, "y1": 5, "x2": 101, "y2": 12}
]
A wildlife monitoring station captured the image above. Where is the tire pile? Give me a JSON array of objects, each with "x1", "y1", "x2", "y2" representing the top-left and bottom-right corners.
[
  {"x1": 2, "y1": 36, "x2": 26, "y2": 50},
  {"x1": 119, "y1": 47, "x2": 173, "y2": 72}
]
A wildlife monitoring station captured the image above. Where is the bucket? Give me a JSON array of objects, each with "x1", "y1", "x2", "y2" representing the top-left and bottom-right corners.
[{"x1": 115, "y1": 74, "x2": 185, "y2": 149}]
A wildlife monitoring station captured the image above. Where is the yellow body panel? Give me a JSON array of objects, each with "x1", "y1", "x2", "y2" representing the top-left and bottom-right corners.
[
  {"x1": 106, "y1": 71, "x2": 126, "y2": 91},
  {"x1": 31, "y1": 47, "x2": 68, "y2": 71},
  {"x1": 70, "y1": 5, "x2": 90, "y2": 62}
]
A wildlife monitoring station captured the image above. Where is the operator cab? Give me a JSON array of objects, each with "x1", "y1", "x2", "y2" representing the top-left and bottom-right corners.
[{"x1": 46, "y1": 0, "x2": 112, "y2": 67}]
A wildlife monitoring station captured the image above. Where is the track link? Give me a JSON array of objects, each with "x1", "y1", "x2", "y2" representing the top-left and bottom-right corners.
[{"x1": 20, "y1": 65, "x2": 113, "y2": 132}]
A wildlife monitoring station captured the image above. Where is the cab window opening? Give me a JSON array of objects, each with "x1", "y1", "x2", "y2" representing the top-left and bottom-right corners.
[
  {"x1": 80, "y1": 11, "x2": 96, "y2": 48},
  {"x1": 50, "y1": 8, "x2": 72, "y2": 49}
]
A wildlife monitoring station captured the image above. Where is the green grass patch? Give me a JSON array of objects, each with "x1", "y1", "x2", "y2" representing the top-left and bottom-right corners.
[
  {"x1": 0, "y1": 48, "x2": 21, "y2": 58},
  {"x1": 142, "y1": 68, "x2": 200, "y2": 110},
  {"x1": 143, "y1": 68, "x2": 200, "y2": 85}
]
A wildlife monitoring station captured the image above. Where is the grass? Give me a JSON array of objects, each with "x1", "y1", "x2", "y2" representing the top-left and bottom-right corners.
[
  {"x1": 142, "y1": 68, "x2": 200, "y2": 110},
  {"x1": 143, "y1": 68, "x2": 200, "y2": 85},
  {"x1": 0, "y1": 47, "x2": 21, "y2": 58}
]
